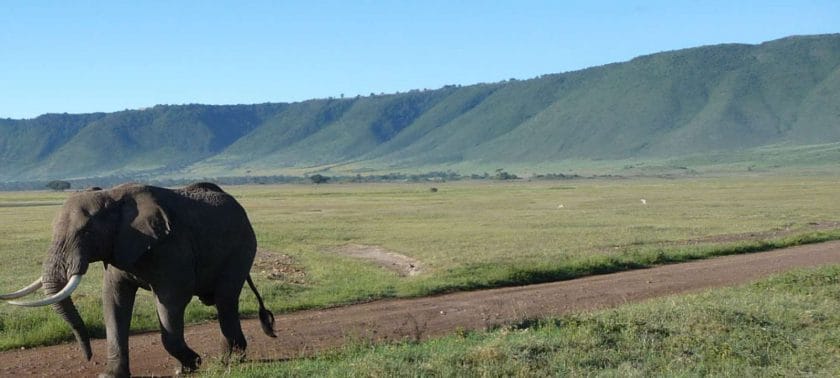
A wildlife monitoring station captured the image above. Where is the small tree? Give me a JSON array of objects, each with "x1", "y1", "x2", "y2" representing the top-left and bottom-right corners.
[
  {"x1": 310, "y1": 174, "x2": 330, "y2": 185},
  {"x1": 46, "y1": 180, "x2": 71, "y2": 191},
  {"x1": 493, "y1": 169, "x2": 518, "y2": 180}
]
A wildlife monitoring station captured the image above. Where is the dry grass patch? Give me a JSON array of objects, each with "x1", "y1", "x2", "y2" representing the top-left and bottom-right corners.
[{"x1": 327, "y1": 244, "x2": 424, "y2": 277}]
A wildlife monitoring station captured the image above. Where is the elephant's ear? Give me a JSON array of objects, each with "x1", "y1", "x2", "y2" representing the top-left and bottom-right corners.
[{"x1": 114, "y1": 192, "x2": 171, "y2": 267}]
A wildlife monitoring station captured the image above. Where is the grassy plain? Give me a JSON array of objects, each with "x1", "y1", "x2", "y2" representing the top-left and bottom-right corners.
[
  {"x1": 0, "y1": 176, "x2": 839, "y2": 351},
  {"x1": 213, "y1": 265, "x2": 840, "y2": 377}
]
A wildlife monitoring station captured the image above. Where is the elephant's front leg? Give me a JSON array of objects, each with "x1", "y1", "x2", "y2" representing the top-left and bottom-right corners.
[{"x1": 102, "y1": 270, "x2": 139, "y2": 378}]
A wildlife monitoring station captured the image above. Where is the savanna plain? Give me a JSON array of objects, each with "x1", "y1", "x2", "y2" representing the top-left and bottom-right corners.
[{"x1": 1, "y1": 175, "x2": 839, "y2": 376}]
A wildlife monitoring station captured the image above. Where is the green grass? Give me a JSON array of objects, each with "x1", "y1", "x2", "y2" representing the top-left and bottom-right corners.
[
  {"x1": 1, "y1": 176, "x2": 839, "y2": 351},
  {"x1": 210, "y1": 265, "x2": 840, "y2": 377}
]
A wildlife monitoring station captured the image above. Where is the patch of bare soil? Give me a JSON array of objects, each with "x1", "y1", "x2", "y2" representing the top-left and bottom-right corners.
[
  {"x1": 252, "y1": 250, "x2": 307, "y2": 284},
  {"x1": 1, "y1": 242, "x2": 838, "y2": 377},
  {"x1": 327, "y1": 244, "x2": 423, "y2": 276}
]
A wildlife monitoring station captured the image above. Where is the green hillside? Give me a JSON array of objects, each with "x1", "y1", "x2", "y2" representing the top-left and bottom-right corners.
[
  {"x1": 1, "y1": 34, "x2": 839, "y2": 181},
  {"x1": 0, "y1": 113, "x2": 103, "y2": 178}
]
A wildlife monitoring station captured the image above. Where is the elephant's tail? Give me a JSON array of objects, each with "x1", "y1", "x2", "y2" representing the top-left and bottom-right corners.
[{"x1": 246, "y1": 275, "x2": 277, "y2": 338}]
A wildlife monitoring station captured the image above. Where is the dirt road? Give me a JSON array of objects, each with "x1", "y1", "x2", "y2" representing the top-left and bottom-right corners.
[{"x1": 2, "y1": 241, "x2": 839, "y2": 377}]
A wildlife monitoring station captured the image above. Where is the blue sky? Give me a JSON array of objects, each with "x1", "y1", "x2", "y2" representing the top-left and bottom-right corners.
[{"x1": 1, "y1": 1, "x2": 838, "y2": 119}]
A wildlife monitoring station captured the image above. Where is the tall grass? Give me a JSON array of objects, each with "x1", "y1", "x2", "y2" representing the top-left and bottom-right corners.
[{"x1": 0, "y1": 176, "x2": 839, "y2": 350}]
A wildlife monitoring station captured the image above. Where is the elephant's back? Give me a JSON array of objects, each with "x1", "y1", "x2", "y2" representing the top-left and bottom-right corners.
[
  {"x1": 181, "y1": 182, "x2": 225, "y2": 193},
  {"x1": 164, "y1": 187, "x2": 257, "y2": 253}
]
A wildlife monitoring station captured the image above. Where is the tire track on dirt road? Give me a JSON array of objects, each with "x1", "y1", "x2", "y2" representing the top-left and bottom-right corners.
[{"x1": 2, "y1": 241, "x2": 839, "y2": 377}]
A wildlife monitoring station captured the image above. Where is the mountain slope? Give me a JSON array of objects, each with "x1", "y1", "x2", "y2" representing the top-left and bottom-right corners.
[
  {"x1": 0, "y1": 113, "x2": 104, "y2": 178},
  {"x1": 1, "y1": 34, "x2": 839, "y2": 181}
]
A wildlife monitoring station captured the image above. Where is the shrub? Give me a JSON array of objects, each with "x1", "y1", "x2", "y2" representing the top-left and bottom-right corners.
[
  {"x1": 310, "y1": 174, "x2": 330, "y2": 184},
  {"x1": 46, "y1": 180, "x2": 71, "y2": 191}
]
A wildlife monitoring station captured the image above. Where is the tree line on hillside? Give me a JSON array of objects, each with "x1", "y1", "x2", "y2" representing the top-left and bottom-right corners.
[{"x1": 0, "y1": 169, "x2": 591, "y2": 191}]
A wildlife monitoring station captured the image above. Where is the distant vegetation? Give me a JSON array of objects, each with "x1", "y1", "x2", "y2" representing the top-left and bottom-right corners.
[
  {"x1": 44, "y1": 180, "x2": 70, "y2": 191},
  {"x1": 1, "y1": 34, "x2": 839, "y2": 183},
  {"x1": 0, "y1": 169, "x2": 597, "y2": 191},
  {"x1": 308, "y1": 174, "x2": 330, "y2": 184},
  {"x1": 493, "y1": 169, "x2": 518, "y2": 180}
]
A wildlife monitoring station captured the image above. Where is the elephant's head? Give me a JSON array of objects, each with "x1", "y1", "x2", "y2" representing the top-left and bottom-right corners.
[{"x1": 1, "y1": 185, "x2": 170, "y2": 360}]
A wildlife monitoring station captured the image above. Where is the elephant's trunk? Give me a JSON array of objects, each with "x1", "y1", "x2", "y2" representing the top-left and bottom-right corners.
[
  {"x1": 43, "y1": 279, "x2": 92, "y2": 360},
  {"x1": 41, "y1": 247, "x2": 92, "y2": 361}
]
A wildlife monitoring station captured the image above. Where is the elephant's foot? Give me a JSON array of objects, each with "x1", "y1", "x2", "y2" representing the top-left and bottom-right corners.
[
  {"x1": 175, "y1": 366, "x2": 196, "y2": 376},
  {"x1": 98, "y1": 367, "x2": 129, "y2": 378},
  {"x1": 222, "y1": 350, "x2": 247, "y2": 365},
  {"x1": 175, "y1": 355, "x2": 202, "y2": 376},
  {"x1": 221, "y1": 341, "x2": 247, "y2": 365},
  {"x1": 98, "y1": 360, "x2": 130, "y2": 378}
]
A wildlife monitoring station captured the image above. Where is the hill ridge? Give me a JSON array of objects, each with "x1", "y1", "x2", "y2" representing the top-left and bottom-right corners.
[{"x1": 2, "y1": 33, "x2": 839, "y2": 181}]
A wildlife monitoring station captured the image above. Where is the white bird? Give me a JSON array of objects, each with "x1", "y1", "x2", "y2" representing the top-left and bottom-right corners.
[
  {"x1": 640, "y1": 199, "x2": 647, "y2": 205},
  {"x1": 557, "y1": 204, "x2": 565, "y2": 209}
]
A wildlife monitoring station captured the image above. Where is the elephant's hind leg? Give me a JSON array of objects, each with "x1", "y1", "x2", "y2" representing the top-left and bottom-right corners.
[
  {"x1": 215, "y1": 287, "x2": 248, "y2": 363},
  {"x1": 154, "y1": 295, "x2": 202, "y2": 374}
]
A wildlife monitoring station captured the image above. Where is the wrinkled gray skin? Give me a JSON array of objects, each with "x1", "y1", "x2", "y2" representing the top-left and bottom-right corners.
[{"x1": 37, "y1": 182, "x2": 272, "y2": 377}]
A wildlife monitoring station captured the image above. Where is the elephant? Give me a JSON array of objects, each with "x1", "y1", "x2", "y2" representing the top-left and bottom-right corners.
[{"x1": 1, "y1": 182, "x2": 276, "y2": 377}]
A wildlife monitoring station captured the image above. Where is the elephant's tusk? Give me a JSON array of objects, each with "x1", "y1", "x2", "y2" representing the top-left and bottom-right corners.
[
  {"x1": 0, "y1": 277, "x2": 43, "y2": 300},
  {"x1": 7, "y1": 275, "x2": 82, "y2": 307}
]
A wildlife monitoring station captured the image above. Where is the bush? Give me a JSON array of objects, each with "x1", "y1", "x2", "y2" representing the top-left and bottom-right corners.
[
  {"x1": 46, "y1": 180, "x2": 71, "y2": 191},
  {"x1": 493, "y1": 169, "x2": 518, "y2": 180},
  {"x1": 310, "y1": 174, "x2": 330, "y2": 184}
]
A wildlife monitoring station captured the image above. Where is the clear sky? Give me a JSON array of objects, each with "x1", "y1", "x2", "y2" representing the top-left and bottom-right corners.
[{"x1": 1, "y1": 0, "x2": 838, "y2": 119}]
